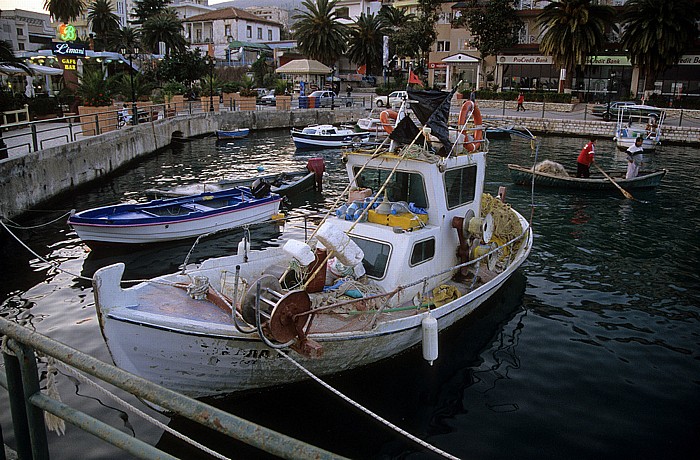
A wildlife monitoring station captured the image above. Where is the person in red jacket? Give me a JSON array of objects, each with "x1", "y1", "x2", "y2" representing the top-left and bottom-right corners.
[{"x1": 576, "y1": 137, "x2": 596, "y2": 178}]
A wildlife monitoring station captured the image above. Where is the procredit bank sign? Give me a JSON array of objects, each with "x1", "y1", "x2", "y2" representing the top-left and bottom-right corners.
[{"x1": 497, "y1": 55, "x2": 552, "y2": 65}]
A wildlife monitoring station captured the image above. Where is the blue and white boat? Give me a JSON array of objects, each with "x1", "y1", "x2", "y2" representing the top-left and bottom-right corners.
[
  {"x1": 291, "y1": 124, "x2": 370, "y2": 150},
  {"x1": 216, "y1": 128, "x2": 249, "y2": 140},
  {"x1": 68, "y1": 186, "x2": 281, "y2": 247}
]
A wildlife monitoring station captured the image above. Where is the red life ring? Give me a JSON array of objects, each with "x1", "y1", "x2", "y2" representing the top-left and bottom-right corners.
[
  {"x1": 380, "y1": 110, "x2": 399, "y2": 134},
  {"x1": 458, "y1": 100, "x2": 483, "y2": 152}
]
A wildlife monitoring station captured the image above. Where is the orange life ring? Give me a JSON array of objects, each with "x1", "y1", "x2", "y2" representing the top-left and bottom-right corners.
[
  {"x1": 380, "y1": 110, "x2": 399, "y2": 134},
  {"x1": 458, "y1": 100, "x2": 483, "y2": 152}
]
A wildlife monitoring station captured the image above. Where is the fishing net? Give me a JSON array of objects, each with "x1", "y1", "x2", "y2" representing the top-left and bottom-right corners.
[
  {"x1": 481, "y1": 193, "x2": 525, "y2": 257},
  {"x1": 534, "y1": 159, "x2": 569, "y2": 177}
]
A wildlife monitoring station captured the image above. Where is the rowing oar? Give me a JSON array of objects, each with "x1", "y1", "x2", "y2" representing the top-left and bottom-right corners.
[{"x1": 593, "y1": 162, "x2": 635, "y2": 200}]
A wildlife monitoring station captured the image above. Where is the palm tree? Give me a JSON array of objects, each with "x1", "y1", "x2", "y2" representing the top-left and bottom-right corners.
[
  {"x1": 0, "y1": 39, "x2": 31, "y2": 73},
  {"x1": 620, "y1": 0, "x2": 700, "y2": 93},
  {"x1": 131, "y1": 0, "x2": 169, "y2": 25},
  {"x1": 292, "y1": 0, "x2": 349, "y2": 66},
  {"x1": 378, "y1": 5, "x2": 415, "y2": 29},
  {"x1": 43, "y1": 0, "x2": 84, "y2": 24},
  {"x1": 141, "y1": 11, "x2": 186, "y2": 56},
  {"x1": 88, "y1": 0, "x2": 121, "y2": 51},
  {"x1": 111, "y1": 27, "x2": 141, "y2": 54},
  {"x1": 347, "y1": 13, "x2": 386, "y2": 76},
  {"x1": 537, "y1": 0, "x2": 616, "y2": 92}
]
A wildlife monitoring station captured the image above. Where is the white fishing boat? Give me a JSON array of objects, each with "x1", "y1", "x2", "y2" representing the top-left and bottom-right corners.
[
  {"x1": 291, "y1": 124, "x2": 370, "y2": 150},
  {"x1": 613, "y1": 104, "x2": 665, "y2": 152},
  {"x1": 92, "y1": 91, "x2": 533, "y2": 398}
]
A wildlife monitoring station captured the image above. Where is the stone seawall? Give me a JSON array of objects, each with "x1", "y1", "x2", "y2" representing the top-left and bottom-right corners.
[
  {"x1": 488, "y1": 115, "x2": 700, "y2": 145},
  {"x1": 0, "y1": 108, "x2": 366, "y2": 220}
]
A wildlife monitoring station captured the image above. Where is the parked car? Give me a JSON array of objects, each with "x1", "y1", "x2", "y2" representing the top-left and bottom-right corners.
[
  {"x1": 374, "y1": 90, "x2": 408, "y2": 109},
  {"x1": 254, "y1": 88, "x2": 269, "y2": 104},
  {"x1": 260, "y1": 90, "x2": 276, "y2": 106},
  {"x1": 591, "y1": 101, "x2": 663, "y2": 121},
  {"x1": 308, "y1": 90, "x2": 351, "y2": 107}
]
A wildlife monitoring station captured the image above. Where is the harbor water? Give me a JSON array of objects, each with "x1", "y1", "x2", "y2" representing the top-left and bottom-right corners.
[{"x1": 1, "y1": 129, "x2": 699, "y2": 459}]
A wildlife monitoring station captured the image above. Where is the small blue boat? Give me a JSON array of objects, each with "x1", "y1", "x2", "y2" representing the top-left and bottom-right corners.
[
  {"x1": 216, "y1": 128, "x2": 250, "y2": 140},
  {"x1": 68, "y1": 186, "x2": 281, "y2": 247}
]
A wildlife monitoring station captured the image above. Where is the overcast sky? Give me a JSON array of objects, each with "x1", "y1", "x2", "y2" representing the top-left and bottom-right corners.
[{"x1": 2, "y1": 0, "x2": 239, "y2": 15}]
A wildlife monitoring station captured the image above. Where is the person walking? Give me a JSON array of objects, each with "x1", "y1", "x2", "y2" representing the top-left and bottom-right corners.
[
  {"x1": 625, "y1": 137, "x2": 644, "y2": 179},
  {"x1": 346, "y1": 85, "x2": 352, "y2": 98},
  {"x1": 576, "y1": 137, "x2": 596, "y2": 178},
  {"x1": 516, "y1": 92, "x2": 526, "y2": 111},
  {"x1": 469, "y1": 88, "x2": 476, "y2": 103}
]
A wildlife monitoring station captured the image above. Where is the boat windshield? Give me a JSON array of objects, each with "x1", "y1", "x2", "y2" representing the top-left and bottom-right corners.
[
  {"x1": 444, "y1": 165, "x2": 477, "y2": 209},
  {"x1": 353, "y1": 167, "x2": 428, "y2": 208},
  {"x1": 350, "y1": 236, "x2": 390, "y2": 279}
]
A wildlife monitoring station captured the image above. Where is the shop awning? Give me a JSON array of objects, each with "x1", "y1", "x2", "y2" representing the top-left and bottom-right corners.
[
  {"x1": 442, "y1": 53, "x2": 480, "y2": 64},
  {"x1": 227, "y1": 40, "x2": 272, "y2": 51},
  {"x1": 0, "y1": 63, "x2": 63, "y2": 75}
]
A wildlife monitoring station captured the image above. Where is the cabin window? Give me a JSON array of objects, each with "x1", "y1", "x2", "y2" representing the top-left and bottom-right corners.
[
  {"x1": 350, "y1": 236, "x2": 390, "y2": 279},
  {"x1": 353, "y1": 167, "x2": 428, "y2": 208},
  {"x1": 410, "y1": 238, "x2": 435, "y2": 266},
  {"x1": 445, "y1": 165, "x2": 477, "y2": 209}
]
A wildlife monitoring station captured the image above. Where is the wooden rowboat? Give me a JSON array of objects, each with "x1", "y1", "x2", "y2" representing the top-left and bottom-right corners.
[{"x1": 508, "y1": 164, "x2": 667, "y2": 190}]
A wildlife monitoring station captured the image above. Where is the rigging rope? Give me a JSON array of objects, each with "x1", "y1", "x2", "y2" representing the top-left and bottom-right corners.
[{"x1": 276, "y1": 350, "x2": 460, "y2": 460}]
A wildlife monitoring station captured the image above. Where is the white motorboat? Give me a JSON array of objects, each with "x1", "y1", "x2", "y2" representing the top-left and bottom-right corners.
[
  {"x1": 92, "y1": 91, "x2": 533, "y2": 397},
  {"x1": 291, "y1": 124, "x2": 370, "y2": 150},
  {"x1": 613, "y1": 104, "x2": 665, "y2": 152}
]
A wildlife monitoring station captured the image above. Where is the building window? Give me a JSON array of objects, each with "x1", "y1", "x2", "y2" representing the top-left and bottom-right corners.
[
  {"x1": 246, "y1": 25, "x2": 252, "y2": 38},
  {"x1": 18, "y1": 42, "x2": 25, "y2": 50},
  {"x1": 268, "y1": 29, "x2": 272, "y2": 41},
  {"x1": 257, "y1": 27, "x2": 262, "y2": 39},
  {"x1": 437, "y1": 41, "x2": 450, "y2": 52},
  {"x1": 17, "y1": 27, "x2": 24, "y2": 36},
  {"x1": 196, "y1": 29, "x2": 202, "y2": 42},
  {"x1": 225, "y1": 24, "x2": 231, "y2": 36},
  {"x1": 336, "y1": 7, "x2": 349, "y2": 19}
]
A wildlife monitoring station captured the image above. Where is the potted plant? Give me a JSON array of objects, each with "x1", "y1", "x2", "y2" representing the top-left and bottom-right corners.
[
  {"x1": 200, "y1": 74, "x2": 220, "y2": 112},
  {"x1": 274, "y1": 79, "x2": 292, "y2": 111},
  {"x1": 237, "y1": 76, "x2": 257, "y2": 111},
  {"x1": 76, "y1": 67, "x2": 116, "y2": 136},
  {"x1": 162, "y1": 80, "x2": 186, "y2": 112},
  {"x1": 220, "y1": 81, "x2": 239, "y2": 109}
]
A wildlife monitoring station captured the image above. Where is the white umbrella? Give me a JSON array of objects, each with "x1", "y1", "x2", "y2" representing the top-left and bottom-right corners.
[{"x1": 25, "y1": 75, "x2": 35, "y2": 98}]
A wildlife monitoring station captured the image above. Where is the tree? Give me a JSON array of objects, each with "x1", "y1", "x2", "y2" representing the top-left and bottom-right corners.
[
  {"x1": 390, "y1": 0, "x2": 439, "y2": 77},
  {"x1": 111, "y1": 26, "x2": 141, "y2": 53},
  {"x1": 44, "y1": 0, "x2": 84, "y2": 24},
  {"x1": 347, "y1": 13, "x2": 386, "y2": 76},
  {"x1": 620, "y1": 0, "x2": 700, "y2": 93},
  {"x1": 292, "y1": 0, "x2": 349, "y2": 66},
  {"x1": 462, "y1": 0, "x2": 523, "y2": 88},
  {"x1": 131, "y1": 0, "x2": 170, "y2": 25},
  {"x1": 88, "y1": 0, "x2": 121, "y2": 51},
  {"x1": 156, "y1": 49, "x2": 207, "y2": 88},
  {"x1": 141, "y1": 10, "x2": 186, "y2": 56},
  {"x1": 537, "y1": 0, "x2": 616, "y2": 92},
  {"x1": 378, "y1": 5, "x2": 415, "y2": 29},
  {"x1": 0, "y1": 39, "x2": 31, "y2": 73}
]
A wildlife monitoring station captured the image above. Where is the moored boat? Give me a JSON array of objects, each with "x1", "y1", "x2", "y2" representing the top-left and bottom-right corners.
[
  {"x1": 613, "y1": 105, "x2": 665, "y2": 152},
  {"x1": 68, "y1": 186, "x2": 281, "y2": 247},
  {"x1": 216, "y1": 128, "x2": 249, "y2": 140},
  {"x1": 145, "y1": 158, "x2": 325, "y2": 199},
  {"x1": 508, "y1": 163, "x2": 667, "y2": 190},
  {"x1": 291, "y1": 124, "x2": 370, "y2": 150},
  {"x1": 92, "y1": 91, "x2": 533, "y2": 397}
]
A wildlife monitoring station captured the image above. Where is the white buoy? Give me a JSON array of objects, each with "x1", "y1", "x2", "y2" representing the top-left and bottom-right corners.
[{"x1": 422, "y1": 313, "x2": 438, "y2": 365}]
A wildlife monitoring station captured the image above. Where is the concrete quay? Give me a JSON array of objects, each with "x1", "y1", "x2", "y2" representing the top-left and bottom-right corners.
[{"x1": 0, "y1": 108, "x2": 364, "y2": 220}]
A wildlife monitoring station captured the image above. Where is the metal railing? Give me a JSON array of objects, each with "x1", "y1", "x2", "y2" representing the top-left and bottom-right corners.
[
  {"x1": 0, "y1": 316, "x2": 346, "y2": 460},
  {"x1": 0, "y1": 96, "x2": 372, "y2": 159}
]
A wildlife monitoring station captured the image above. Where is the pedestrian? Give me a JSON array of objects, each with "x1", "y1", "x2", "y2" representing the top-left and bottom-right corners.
[
  {"x1": 469, "y1": 88, "x2": 476, "y2": 103},
  {"x1": 516, "y1": 92, "x2": 526, "y2": 111},
  {"x1": 346, "y1": 85, "x2": 352, "y2": 98},
  {"x1": 625, "y1": 136, "x2": 644, "y2": 179},
  {"x1": 576, "y1": 137, "x2": 596, "y2": 178}
]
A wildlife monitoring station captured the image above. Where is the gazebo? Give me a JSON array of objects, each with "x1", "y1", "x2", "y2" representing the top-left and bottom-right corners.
[
  {"x1": 442, "y1": 53, "x2": 481, "y2": 91},
  {"x1": 275, "y1": 59, "x2": 331, "y2": 94}
]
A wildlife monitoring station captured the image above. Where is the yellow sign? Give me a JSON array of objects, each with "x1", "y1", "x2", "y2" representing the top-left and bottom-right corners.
[{"x1": 61, "y1": 58, "x2": 77, "y2": 71}]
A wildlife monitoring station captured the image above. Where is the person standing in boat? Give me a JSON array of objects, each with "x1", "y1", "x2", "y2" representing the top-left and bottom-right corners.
[
  {"x1": 576, "y1": 137, "x2": 596, "y2": 178},
  {"x1": 625, "y1": 137, "x2": 644, "y2": 179}
]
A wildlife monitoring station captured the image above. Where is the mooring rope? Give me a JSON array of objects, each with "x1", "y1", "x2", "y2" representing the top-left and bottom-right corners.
[
  {"x1": 50, "y1": 359, "x2": 232, "y2": 460},
  {"x1": 276, "y1": 350, "x2": 460, "y2": 460},
  {"x1": 1, "y1": 211, "x2": 72, "y2": 230}
]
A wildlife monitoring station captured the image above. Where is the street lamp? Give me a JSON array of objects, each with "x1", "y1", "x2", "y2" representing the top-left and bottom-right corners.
[
  {"x1": 204, "y1": 55, "x2": 216, "y2": 112},
  {"x1": 121, "y1": 47, "x2": 139, "y2": 125},
  {"x1": 606, "y1": 70, "x2": 617, "y2": 121}
]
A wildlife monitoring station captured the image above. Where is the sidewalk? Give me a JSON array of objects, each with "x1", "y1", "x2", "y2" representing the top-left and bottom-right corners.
[{"x1": 1, "y1": 120, "x2": 85, "y2": 158}]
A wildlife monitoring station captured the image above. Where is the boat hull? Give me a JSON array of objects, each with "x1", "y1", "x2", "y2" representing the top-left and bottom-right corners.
[
  {"x1": 291, "y1": 131, "x2": 369, "y2": 150},
  {"x1": 508, "y1": 164, "x2": 666, "y2": 190},
  {"x1": 216, "y1": 129, "x2": 249, "y2": 139},
  {"x1": 96, "y1": 217, "x2": 532, "y2": 397},
  {"x1": 69, "y1": 188, "x2": 281, "y2": 246}
]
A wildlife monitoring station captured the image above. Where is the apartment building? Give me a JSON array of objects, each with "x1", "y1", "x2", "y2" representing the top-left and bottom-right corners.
[{"x1": 0, "y1": 9, "x2": 54, "y2": 52}]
